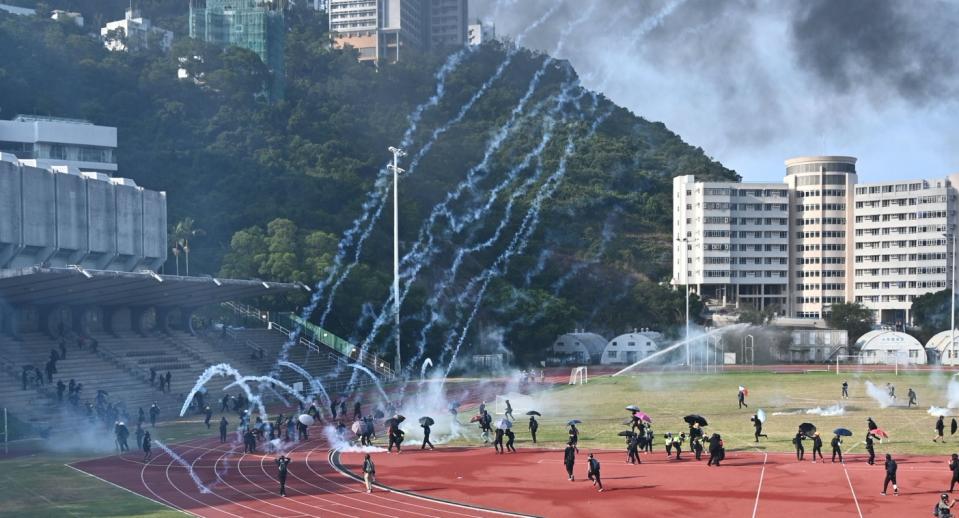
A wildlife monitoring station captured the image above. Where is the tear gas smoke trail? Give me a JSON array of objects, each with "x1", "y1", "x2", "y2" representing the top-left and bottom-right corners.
[
  {"x1": 864, "y1": 381, "x2": 896, "y2": 408},
  {"x1": 153, "y1": 439, "x2": 212, "y2": 494},
  {"x1": 804, "y1": 404, "x2": 845, "y2": 416},
  {"x1": 929, "y1": 406, "x2": 951, "y2": 417},
  {"x1": 628, "y1": 0, "x2": 688, "y2": 47},
  {"x1": 421, "y1": 358, "x2": 434, "y2": 379},
  {"x1": 550, "y1": 209, "x2": 619, "y2": 295},
  {"x1": 272, "y1": 47, "x2": 475, "y2": 374},
  {"x1": 441, "y1": 110, "x2": 614, "y2": 376},
  {"x1": 345, "y1": 363, "x2": 392, "y2": 404},
  {"x1": 948, "y1": 374, "x2": 959, "y2": 408},
  {"x1": 278, "y1": 360, "x2": 332, "y2": 410},
  {"x1": 222, "y1": 376, "x2": 312, "y2": 407},
  {"x1": 181, "y1": 363, "x2": 265, "y2": 418},
  {"x1": 316, "y1": 2, "x2": 562, "y2": 330},
  {"x1": 525, "y1": 248, "x2": 552, "y2": 285},
  {"x1": 613, "y1": 324, "x2": 749, "y2": 376}
]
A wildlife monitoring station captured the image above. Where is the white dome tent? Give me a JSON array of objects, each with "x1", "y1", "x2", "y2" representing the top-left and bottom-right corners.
[
  {"x1": 548, "y1": 331, "x2": 607, "y2": 365},
  {"x1": 925, "y1": 330, "x2": 959, "y2": 366},
  {"x1": 855, "y1": 329, "x2": 927, "y2": 365},
  {"x1": 601, "y1": 329, "x2": 661, "y2": 365}
]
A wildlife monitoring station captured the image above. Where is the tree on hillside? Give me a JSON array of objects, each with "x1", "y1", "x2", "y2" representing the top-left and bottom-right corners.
[
  {"x1": 911, "y1": 289, "x2": 954, "y2": 343},
  {"x1": 171, "y1": 217, "x2": 205, "y2": 276},
  {"x1": 826, "y1": 302, "x2": 874, "y2": 347}
]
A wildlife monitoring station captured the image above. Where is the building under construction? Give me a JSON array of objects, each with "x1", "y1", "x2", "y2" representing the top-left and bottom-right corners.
[{"x1": 189, "y1": 0, "x2": 286, "y2": 99}]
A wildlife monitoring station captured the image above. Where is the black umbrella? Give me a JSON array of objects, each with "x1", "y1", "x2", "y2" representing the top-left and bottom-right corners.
[
  {"x1": 373, "y1": 409, "x2": 385, "y2": 419},
  {"x1": 385, "y1": 416, "x2": 405, "y2": 427},
  {"x1": 567, "y1": 419, "x2": 582, "y2": 425},
  {"x1": 625, "y1": 405, "x2": 641, "y2": 412},
  {"x1": 684, "y1": 415, "x2": 708, "y2": 427},
  {"x1": 618, "y1": 430, "x2": 636, "y2": 437},
  {"x1": 419, "y1": 416, "x2": 435, "y2": 426},
  {"x1": 799, "y1": 422, "x2": 816, "y2": 436},
  {"x1": 526, "y1": 410, "x2": 542, "y2": 416},
  {"x1": 952, "y1": 418, "x2": 958, "y2": 435}
]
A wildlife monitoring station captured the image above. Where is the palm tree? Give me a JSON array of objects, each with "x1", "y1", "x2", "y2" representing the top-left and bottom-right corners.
[{"x1": 170, "y1": 218, "x2": 205, "y2": 276}]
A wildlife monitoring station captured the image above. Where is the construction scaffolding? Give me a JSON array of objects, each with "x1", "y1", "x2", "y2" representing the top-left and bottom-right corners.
[{"x1": 189, "y1": 0, "x2": 286, "y2": 99}]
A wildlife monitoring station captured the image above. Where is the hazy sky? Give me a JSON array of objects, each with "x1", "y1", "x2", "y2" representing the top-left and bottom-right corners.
[{"x1": 470, "y1": 0, "x2": 959, "y2": 183}]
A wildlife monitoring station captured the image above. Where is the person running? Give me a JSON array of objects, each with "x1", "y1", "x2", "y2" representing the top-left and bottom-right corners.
[
  {"x1": 493, "y1": 427, "x2": 505, "y2": 454},
  {"x1": 568, "y1": 424, "x2": 579, "y2": 453},
  {"x1": 950, "y1": 454, "x2": 959, "y2": 492},
  {"x1": 882, "y1": 453, "x2": 899, "y2": 496},
  {"x1": 865, "y1": 432, "x2": 876, "y2": 465},
  {"x1": 504, "y1": 400, "x2": 514, "y2": 421},
  {"x1": 587, "y1": 453, "x2": 604, "y2": 492},
  {"x1": 505, "y1": 429, "x2": 516, "y2": 452},
  {"x1": 387, "y1": 421, "x2": 403, "y2": 453},
  {"x1": 219, "y1": 416, "x2": 229, "y2": 443},
  {"x1": 887, "y1": 383, "x2": 896, "y2": 401},
  {"x1": 937, "y1": 493, "x2": 957, "y2": 518},
  {"x1": 627, "y1": 434, "x2": 641, "y2": 464},
  {"x1": 738, "y1": 387, "x2": 748, "y2": 409},
  {"x1": 794, "y1": 430, "x2": 806, "y2": 461},
  {"x1": 149, "y1": 402, "x2": 159, "y2": 428},
  {"x1": 868, "y1": 417, "x2": 879, "y2": 432},
  {"x1": 842, "y1": 380, "x2": 849, "y2": 399},
  {"x1": 811, "y1": 432, "x2": 823, "y2": 463},
  {"x1": 204, "y1": 406, "x2": 213, "y2": 429},
  {"x1": 751, "y1": 414, "x2": 768, "y2": 442},
  {"x1": 142, "y1": 431, "x2": 152, "y2": 462},
  {"x1": 529, "y1": 415, "x2": 539, "y2": 444},
  {"x1": 937, "y1": 416, "x2": 947, "y2": 442},
  {"x1": 673, "y1": 433, "x2": 685, "y2": 460},
  {"x1": 908, "y1": 388, "x2": 917, "y2": 407},
  {"x1": 362, "y1": 454, "x2": 375, "y2": 493},
  {"x1": 831, "y1": 434, "x2": 843, "y2": 463},
  {"x1": 564, "y1": 442, "x2": 576, "y2": 481},
  {"x1": 421, "y1": 421, "x2": 434, "y2": 450},
  {"x1": 276, "y1": 455, "x2": 291, "y2": 496}
]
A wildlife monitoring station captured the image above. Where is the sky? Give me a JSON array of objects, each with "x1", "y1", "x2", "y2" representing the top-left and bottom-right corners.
[{"x1": 470, "y1": 0, "x2": 959, "y2": 183}]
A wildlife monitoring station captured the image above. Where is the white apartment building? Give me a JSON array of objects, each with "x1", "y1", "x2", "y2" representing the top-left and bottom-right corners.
[
  {"x1": 330, "y1": 0, "x2": 468, "y2": 63},
  {"x1": 674, "y1": 155, "x2": 959, "y2": 325},
  {"x1": 0, "y1": 115, "x2": 117, "y2": 174},
  {"x1": 101, "y1": 8, "x2": 174, "y2": 52},
  {"x1": 467, "y1": 22, "x2": 494, "y2": 46}
]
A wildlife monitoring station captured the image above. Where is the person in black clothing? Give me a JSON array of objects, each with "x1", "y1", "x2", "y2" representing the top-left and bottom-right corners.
[
  {"x1": 751, "y1": 415, "x2": 768, "y2": 442},
  {"x1": 529, "y1": 416, "x2": 539, "y2": 443},
  {"x1": 631, "y1": 414, "x2": 642, "y2": 433},
  {"x1": 59, "y1": 339, "x2": 67, "y2": 361},
  {"x1": 504, "y1": 400, "x2": 514, "y2": 420},
  {"x1": 937, "y1": 416, "x2": 947, "y2": 442},
  {"x1": 868, "y1": 417, "x2": 879, "y2": 433},
  {"x1": 387, "y1": 420, "x2": 403, "y2": 453},
  {"x1": 339, "y1": 400, "x2": 347, "y2": 418},
  {"x1": 135, "y1": 423, "x2": 145, "y2": 452},
  {"x1": 164, "y1": 372, "x2": 171, "y2": 393},
  {"x1": 587, "y1": 453, "x2": 604, "y2": 492},
  {"x1": 673, "y1": 433, "x2": 685, "y2": 460},
  {"x1": 116, "y1": 422, "x2": 130, "y2": 452},
  {"x1": 493, "y1": 427, "x2": 505, "y2": 454},
  {"x1": 34, "y1": 367, "x2": 43, "y2": 388},
  {"x1": 707, "y1": 433, "x2": 722, "y2": 466},
  {"x1": 831, "y1": 434, "x2": 843, "y2": 463},
  {"x1": 142, "y1": 431, "x2": 152, "y2": 461},
  {"x1": 794, "y1": 430, "x2": 806, "y2": 461},
  {"x1": 811, "y1": 432, "x2": 823, "y2": 463},
  {"x1": 627, "y1": 435, "x2": 641, "y2": 464},
  {"x1": 421, "y1": 421, "x2": 434, "y2": 450},
  {"x1": 882, "y1": 453, "x2": 899, "y2": 495},
  {"x1": 219, "y1": 417, "x2": 229, "y2": 443},
  {"x1": 664, "y1": 433, "x2": 673, "y2": 456},
  {"x1": 950, "y1": 454, "x2": 959, "y2": 492},
  {"x1": 865, "y1": 433, "x2": 876, "y2": 465},
  {"x1": 908, "y1": 388, "x2": 917, "y2": 407},
  {"x1": 563, "y1": 442, "x2": 576, "y2": 481},
  {"x1": 149, "y1": 403, "x2": 159, "y2": 428},
  {"x1": 244, "y1": 428, "x2": 257, "y2": 453},
  {"x1": 738, "y1": 388, "x2": 748, "y2": 409},
  {"x1": 692, "y1": 437, "x2": 704, "y2": 461},
  {"x1": 505, "y1": 429, "x2": 516, "y2": 452},
  {"x1": 331, "y1": 400, "x2": 338, "y2": 420},
  {"x1": 204, "y1": 406, "x2": 213, "y2": 429},
  {"x1": 276, "y1": 455, "x2": 291, "y2": 496},
  {"x1": 56, "y1": 380, "x2": 66, "y2": 402},
  {"x1": 150, "y1": 367, "x2": 156, "y2": 386},
  {"x1": 354, "y1": 401, "x2": 362, "y2": 420}
]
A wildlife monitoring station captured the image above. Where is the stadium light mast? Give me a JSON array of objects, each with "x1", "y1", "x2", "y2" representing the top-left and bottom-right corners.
[
  {"x1": 946, "y1": 231, "x2": 957, "y2": 365},
  {"x1": 388, "y1": 146, "x2": 406, "y2": 374},
  {"x1": 677, "y1": 236, "x2": 692, "y2": 371}
]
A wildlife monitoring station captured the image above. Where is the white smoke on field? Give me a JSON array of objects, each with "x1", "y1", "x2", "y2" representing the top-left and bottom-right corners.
[
  {"x1": 322, "y1": 425, "x2": 386, "y2": 453},
  {"x1": 929, "y1": 406, "x2": 951, "y2": 417},
  {"x1": 43, "y1": 425, "x2": 121, "y2": 454},
  {"x1": 804, "y1": 404, "x2": 845, "y2": 416},
  {"x1": 772, "y1": 410, "x2": 801, "y2": 416},
  {"x1": 864, "y1": 381, "x2": 896, "y2": 408},
  {"x1": 947, "y1": 375, "x2": 959, "y2": 408}
]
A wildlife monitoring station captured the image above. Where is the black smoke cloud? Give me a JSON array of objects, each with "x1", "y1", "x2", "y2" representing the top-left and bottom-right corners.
[{"x1": 791, "y1": 0, "x2": 959, "y2": 103}]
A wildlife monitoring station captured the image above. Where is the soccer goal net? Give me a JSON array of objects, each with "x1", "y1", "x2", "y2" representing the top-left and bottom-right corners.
[
  {"x1": 834, "y1": 354, "x2": 917, "y2": 375},
  {"x1": 569, "y1": 366, "x2": 588, "y2": 385}
]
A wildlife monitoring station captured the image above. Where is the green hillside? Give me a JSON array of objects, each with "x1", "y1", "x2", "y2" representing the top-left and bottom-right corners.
[{"x1": 0, "y1": 5, "x2": 738, "y2": 363}]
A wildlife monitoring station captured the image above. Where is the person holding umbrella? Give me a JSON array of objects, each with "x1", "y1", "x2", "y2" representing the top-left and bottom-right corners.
[
  {"x1": 882, "y1": 453, "x2": 899, "y2": 496},
  {"x1": 751, "y1": 414, "x2": 768, "y2": 442},
  {"x1": 563, "y1": 441, "x2": 576, "y2": 481},
  {"x1": 707, "y1": 433, "x2": 723, "y2": 467},
  {"x1": 420, "y1": 417, "x2": 435, "y2": 450},
  {"x1": 868, "y1": 417, "x2": 879, "y2": 432},
  {"x1": 528, "y1": 413, "x2": 539, "y2": 444},
  {"x1": 811, "y1": 432, "x2": 824, "y2": 463},
  {"x1": 626, "y1": 433, "x2": 641, "y2": 464},
  {"x1": 587, "y1": 453, "x2": 604, "y2": 492},
  {"x1": 494, "y1": 426, "x2": 505, "y2": 454},
  {"x1": 738, "y1": 386, "x2": 748, "y2": 409},
  {"x1": 387, "y1": 416, "x2": 404, "y2": 453},
  {"x1": 505, "y1": 428, "x2": 516, "y2": 452},
  {"x1": 794, "y1": 429, "x2": 806, "y2": 461},
  {"x1": 949, "y1": 454, "x2": 959, "y2": 492},
  {"x1": 831, "y1": 433, "x2": 844, "y2": 463}
]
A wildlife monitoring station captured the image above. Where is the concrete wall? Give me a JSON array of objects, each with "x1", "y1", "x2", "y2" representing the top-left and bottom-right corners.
[{"x1": 0, "y1": 161, "x2": 167, "y2": 271}]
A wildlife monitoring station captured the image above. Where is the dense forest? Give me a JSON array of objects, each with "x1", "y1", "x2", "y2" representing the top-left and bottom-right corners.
[{"x1": 0, "y1": 4, "x2": 737, "y2": 365}]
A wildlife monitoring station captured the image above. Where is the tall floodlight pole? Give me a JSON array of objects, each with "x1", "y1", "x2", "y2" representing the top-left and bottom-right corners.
[
  {"x1": 388, "y1": 146, "x2": 406, "y2": 374},
  {"x1": 945, "y1": 231, "x2": 956, "y2": 367},
  {"x1": 678, "y1": 237, "x2": 691, "y2": 371}
]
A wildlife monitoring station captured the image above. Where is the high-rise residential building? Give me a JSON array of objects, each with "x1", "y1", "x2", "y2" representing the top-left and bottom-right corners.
[
  {"x1": 329, "y1": 0, "x2": 468, "y2": 63},
  {"x1": 673, "y1": 155, "x2": 959, "y2": 325},
  {"x1": 101, "y1": 8, "x2": 174, "y2": 52},
  {"x1": 189, "y1": 0, "x2": 285, "y2": 99},
  {"x1": 467, "y1": 22, "x2": 494, "y2": 46},
  {"x1": 0, "y1": 115, "x2": 117, "y2": 174}
]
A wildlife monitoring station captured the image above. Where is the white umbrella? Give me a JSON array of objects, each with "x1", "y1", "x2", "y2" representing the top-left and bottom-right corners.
[
  {"x1": 497, "y1": 418, "x2": 512, "y2": 430},
  {"x1": 756, "y1": 408, "x2": 767, "y2": 423}
]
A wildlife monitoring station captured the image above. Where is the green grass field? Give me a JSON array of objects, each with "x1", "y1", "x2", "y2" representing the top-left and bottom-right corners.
[
  {"x1": 465, "y1": 370, "x2": 959, "y2": 456},
  {"x1": 3, "y1": 370, "x2": 958, "y2": 517}
]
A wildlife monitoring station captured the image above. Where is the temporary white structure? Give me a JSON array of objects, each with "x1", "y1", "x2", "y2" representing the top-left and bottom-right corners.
[
  {"x1": 856, "y1": 329, "x2": 927, "y2": 365},
  {"x1": 601, "y1": 331, "x2": 660, "y2": 365},
  {"x1": 925, "y1": 330, "x2": 959, "y2": 366}
]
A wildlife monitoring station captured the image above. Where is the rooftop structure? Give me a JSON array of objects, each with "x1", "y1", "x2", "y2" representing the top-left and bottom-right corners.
[
  {"x1": 101, "y1": 8, "x2": 174, "y2": 52},
  {"x1": 0, "y1": 115, "x2": 117, "y2": 174}
]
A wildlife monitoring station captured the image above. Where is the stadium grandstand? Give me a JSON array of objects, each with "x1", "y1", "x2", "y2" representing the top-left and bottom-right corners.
[{"x1": 0, "y1": 156, "x2": 389, "y2": 438}]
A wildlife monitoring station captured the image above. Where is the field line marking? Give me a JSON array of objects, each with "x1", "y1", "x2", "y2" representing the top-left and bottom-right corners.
[
  {"x1": 751, "y1": 452, "x2": 767, "y2": 518},
  {"x1": 843, "y1": 464, "x2": 864, "y2": 518},
  {"x1": 64, "y1": 463, "x2": 195, "y2": 517}
]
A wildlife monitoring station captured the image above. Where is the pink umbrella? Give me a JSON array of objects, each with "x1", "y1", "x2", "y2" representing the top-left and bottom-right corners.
[
  {"x1": 634, "y1": 412, "x2": 652, "y2": 423},
  {"x1": 871, "y1": 428, "x2": 889, "y2": 438}
]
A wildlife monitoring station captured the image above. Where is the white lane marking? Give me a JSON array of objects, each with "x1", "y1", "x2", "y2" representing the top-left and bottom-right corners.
[{"x1": 751, "y1": 452, "x2": 767, "y2": 518}]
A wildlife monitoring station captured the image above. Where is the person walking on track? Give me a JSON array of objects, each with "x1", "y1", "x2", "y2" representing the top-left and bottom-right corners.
[
  {"x1": 882, "y1": 453, "x2": 899, "y2": 496},
  {"x1": 362, "y1": 454, "x2": 375, "y2": 493},
  {"x1": 276, "y1": 455, "x2": 291, "y2": 497},
  {"x1": 564, "y1": 442, "x2": 576, "y2": 481}
]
